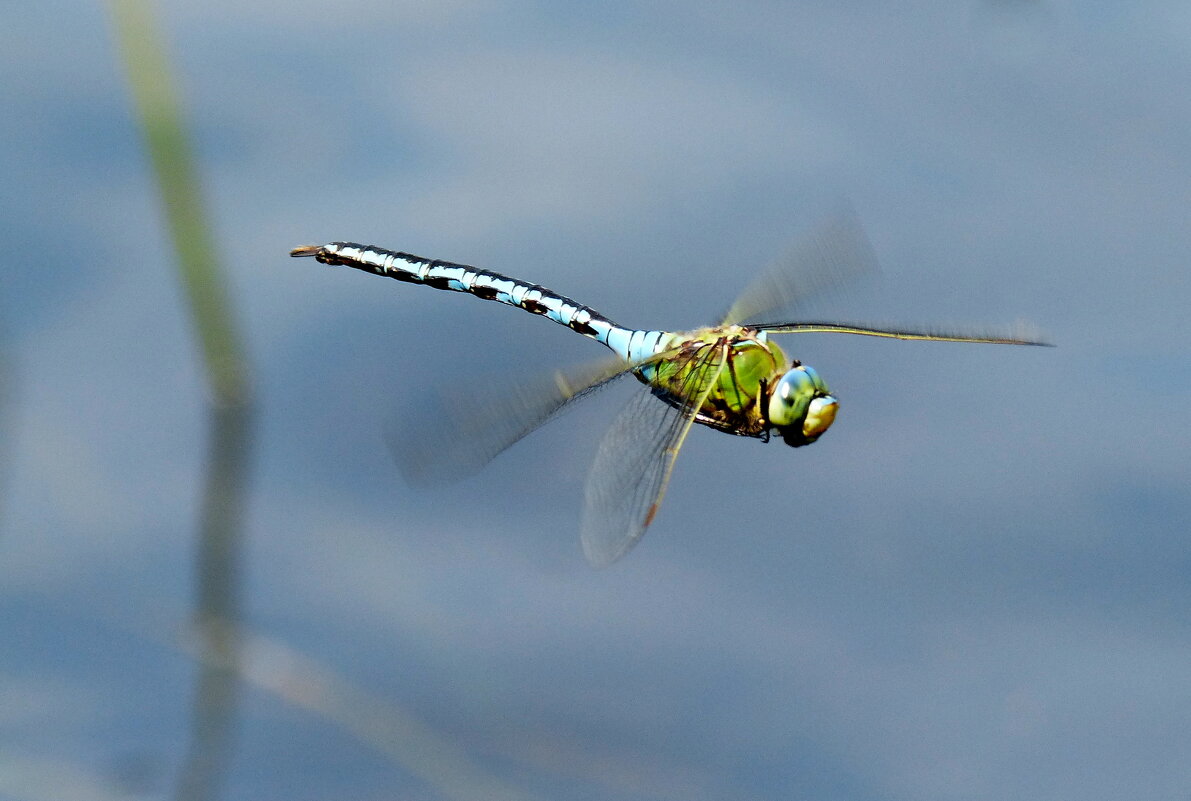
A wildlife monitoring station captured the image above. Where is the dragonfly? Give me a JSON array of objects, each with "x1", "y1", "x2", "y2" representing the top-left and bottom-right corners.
[{"x1": 292, "y1": 213, "x2": 1048, "y2": 566}]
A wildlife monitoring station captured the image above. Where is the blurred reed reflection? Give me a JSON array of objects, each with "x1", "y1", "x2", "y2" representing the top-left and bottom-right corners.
[
  {"x1": 173, "y1": 403, "x2": 253, "y2": 801},
  {"x1": 179, "y1": 617, "x2": 544, "y2": 801},
  {"x1": 0, "y1": 328, "x2": 12, "y2": 533}
]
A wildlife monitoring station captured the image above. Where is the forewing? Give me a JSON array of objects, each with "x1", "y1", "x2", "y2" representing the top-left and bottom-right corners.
[
  {"x1": 580, "y1": 346, "x2": 725, "y2": 567},
  {"x1": 391, "y1": 355, "x2": 639, "y2": 485},
  {"x1": 755, "y1": 320, "x2": 1052, "y2": 346},
  {"x1": 720, "y1": 207, "x2": 879, "y2": 327}
]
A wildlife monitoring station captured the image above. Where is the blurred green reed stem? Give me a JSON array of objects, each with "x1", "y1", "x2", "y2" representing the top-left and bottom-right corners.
[
  {"x1": 108, "y1": 1, "x2": 253, "y2": 800},
  {"x1": 108, "y1": 0, "x2": 248, "y2": 407}
]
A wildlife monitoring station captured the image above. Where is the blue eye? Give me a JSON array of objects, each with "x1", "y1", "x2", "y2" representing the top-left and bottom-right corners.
[
  {"x1": 767, "y1": 367, "x2": 815, "y2": 427},
  {"x1": 804, "y1": 365, "x2": 828, "y2": 393}
]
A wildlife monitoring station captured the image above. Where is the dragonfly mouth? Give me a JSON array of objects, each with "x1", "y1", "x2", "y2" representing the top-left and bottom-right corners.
[
  {"x1": 802, "y1": 395, "x2": 837, "y2": 438},
  {"x1": 778, "y1": 394, "x2": 837, "y2": 447}
]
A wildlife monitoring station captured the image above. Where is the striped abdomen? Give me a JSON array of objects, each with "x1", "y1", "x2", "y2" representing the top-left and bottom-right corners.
[{"x1": 291, "y1": 242, "x2": 671, "y2": 363}]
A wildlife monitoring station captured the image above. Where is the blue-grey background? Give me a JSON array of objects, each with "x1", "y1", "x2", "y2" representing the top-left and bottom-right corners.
[{"x1": 2, "y1": 2, "x2": 1189, "y2": 800}]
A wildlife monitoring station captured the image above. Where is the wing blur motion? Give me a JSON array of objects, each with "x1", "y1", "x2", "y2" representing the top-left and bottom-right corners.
[
  {"x1": 580, "y1": 347, "x2": 724, "y2": 567},
  {"x1": 391, "y1": 349, "x2": 683, "y2": 485},
  {"x1": 392, "y1": 355, "x2": 636, "y2": 485},
  {"x1": 720, "y1": 208, "x2": 880, "y2": 327}
]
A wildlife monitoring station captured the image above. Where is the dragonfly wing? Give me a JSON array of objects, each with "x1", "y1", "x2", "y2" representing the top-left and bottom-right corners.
[
  {"x1": 720, "y1": 207, "x2": 880, "y2": 328},
  {"x1": 391, "y1": 354, "x2": 639, "y2": 485},
  {"x1": 755, "y1": 320, "x2": 1052, "y2": 346},
  {"x1": 580, "y1": 346, "x2": 725, "y2": 567}
]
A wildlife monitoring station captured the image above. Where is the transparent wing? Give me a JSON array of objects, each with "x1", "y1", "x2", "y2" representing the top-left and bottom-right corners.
[
  {"x1": 755, "y1": 319, "x2": 1052, "y2": 346},
  {"x1": 392, "y1": 355, "x2": 633, "y2": 485},
  {"x1": 580, "y1": 346, "x2": 725, "y2": 568},
  {"x1": 720, "y1": 207, "x2": 880, "y2": 327},
  {"x1": 391, "y1": 349, "x2": 680, "y2": 485}
]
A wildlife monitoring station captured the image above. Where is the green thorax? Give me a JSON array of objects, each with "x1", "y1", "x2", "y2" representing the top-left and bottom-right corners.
[{"x1": 640, "y1": 327, "x2": 788, "y2": 437}]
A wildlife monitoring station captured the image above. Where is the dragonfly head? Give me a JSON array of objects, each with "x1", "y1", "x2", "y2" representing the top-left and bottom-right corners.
[{"x1": 766, "y1": 364, "x2": 838, "y2": 447}]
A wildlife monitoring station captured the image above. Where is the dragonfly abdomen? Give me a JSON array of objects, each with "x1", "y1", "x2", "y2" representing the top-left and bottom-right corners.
[{"x1": 292, "y1": 242, "x2": 663, "y2": 357}]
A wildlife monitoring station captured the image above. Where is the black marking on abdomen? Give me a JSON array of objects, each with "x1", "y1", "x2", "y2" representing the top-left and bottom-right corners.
[
  {"x1": 470, "y1": 284, "x2": 501, "y2": 300},
  {"x1": 423, "y1": 275, "x2": 457, "y2": 291},
  {"x1": 520, "y1": 298, "x2": 549, "y2": 314},
  {"x1": 569, "y1": 318, "x2": 598, "y2": 337},
  {"x1": 387, "y1": 270, "x2": 421, "y2": 284}
]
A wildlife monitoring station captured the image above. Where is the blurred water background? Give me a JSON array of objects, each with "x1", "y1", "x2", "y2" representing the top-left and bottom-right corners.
[{"x1": 1, "y1": 2, "x2": 1189, "y2": 800}]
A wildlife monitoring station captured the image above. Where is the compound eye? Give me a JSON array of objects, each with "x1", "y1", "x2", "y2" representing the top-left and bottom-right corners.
[
  {"x1": 767, "y1": 368, "x2": 815, "y2": 427},
  {"x1": 805, "y1": 365, "x2": 828, "y2": 394}
]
